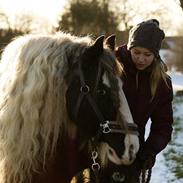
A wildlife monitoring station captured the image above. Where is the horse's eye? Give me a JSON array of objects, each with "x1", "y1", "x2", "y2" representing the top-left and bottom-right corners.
[{"x1": 96, "y1": 89, "x2": 106, "y2": 96}]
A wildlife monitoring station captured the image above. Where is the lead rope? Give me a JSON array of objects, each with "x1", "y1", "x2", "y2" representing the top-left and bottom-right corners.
[{"x1": 140, "y1": 167, "x2": 152, "y2": 183}]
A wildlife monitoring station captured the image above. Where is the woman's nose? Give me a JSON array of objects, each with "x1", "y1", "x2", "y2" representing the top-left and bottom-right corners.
[{"x1": 137, "y1": 54, "x2": 145, "y2": 62}]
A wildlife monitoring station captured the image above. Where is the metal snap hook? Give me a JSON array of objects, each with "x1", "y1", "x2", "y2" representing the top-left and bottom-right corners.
[
  {"x1": 92, "y1": 162, "x2": 100, "y2": 171},
  {"x1": 91, "y1": 151, "x2": 100, "y2": 171},
  {"x1": 91, "y1": 151, "x2": 98, "y2": 159},
  {"x1": 80, "y1": 85, "x2": 90, "y2": 94}
]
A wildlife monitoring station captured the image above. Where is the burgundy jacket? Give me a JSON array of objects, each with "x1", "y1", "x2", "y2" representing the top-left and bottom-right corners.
[
  {"x1": 115, "y1": 45, "x2": 173, "y2": 155},
  {"x1": 32, "y1": 135, "x2": 90, "y2": 183}
]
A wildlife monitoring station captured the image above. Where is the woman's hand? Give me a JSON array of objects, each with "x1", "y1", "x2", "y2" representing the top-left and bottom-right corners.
[{"x1": 139, "y1": 148, "x2": 156, "y2": 170}]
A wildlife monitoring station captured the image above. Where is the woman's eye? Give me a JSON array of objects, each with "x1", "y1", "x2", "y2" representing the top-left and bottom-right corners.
[
  {"x1": 96, "y1": 89, "x2": 106, "y2": 95},
  {"x1": 145, "y1": 54, "x2": 152, "y2": 57}
]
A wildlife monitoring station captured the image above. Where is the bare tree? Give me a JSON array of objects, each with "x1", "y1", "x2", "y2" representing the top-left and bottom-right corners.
[
  {"x1": 56, "y1": 0, "x2": 120, "y2": 37},
  {"x1": 0, "y1": 12, "x2": 34, "y2": 55},
  {"x1": 0, "y1": 12, "x2": 11, "y2": 29},
  {"x1": 179, "y1": 0, "x2": 183, "y2": 9}
]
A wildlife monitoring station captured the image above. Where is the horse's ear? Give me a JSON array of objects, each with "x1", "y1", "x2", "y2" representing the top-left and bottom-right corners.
[
  {"x1": 105, "y1": 34, "x2": 116, "y2": 51},
  {"x1": 89, "y1": 35, "x2": 104, "y2": 56}
]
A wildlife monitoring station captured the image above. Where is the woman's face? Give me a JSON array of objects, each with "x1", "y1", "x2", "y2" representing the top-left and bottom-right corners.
[{"x1": 130, "y1": 47, "x2": 155, "y2": 70}]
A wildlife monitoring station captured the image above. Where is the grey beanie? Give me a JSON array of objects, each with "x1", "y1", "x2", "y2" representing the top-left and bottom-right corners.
[{"x1": 127, "y1": 19, "x2": 165, "y2": 57}]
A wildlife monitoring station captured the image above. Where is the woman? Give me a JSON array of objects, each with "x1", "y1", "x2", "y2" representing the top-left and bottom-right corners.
[{"x1": 115, "y1": 19, "x2": 173, "y2": 182}]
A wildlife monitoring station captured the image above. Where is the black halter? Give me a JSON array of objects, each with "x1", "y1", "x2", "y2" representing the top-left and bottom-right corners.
[
  {"x1": 71, "y1": 55, "x2": 139, "y2": 182},
  {"x1": 74, "y1": 57, "x2": 139, "y2": 150},
  {"x1": 74, "y1": 57, "x2": 138, "y2": 137}
]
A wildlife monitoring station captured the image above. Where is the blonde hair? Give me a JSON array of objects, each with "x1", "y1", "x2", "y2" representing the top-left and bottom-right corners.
[
  {"x1": 0, "y1": 33, "x2": 93, "y2": 183},
  {"x1": 150, "y1": 57, "x2": 170, "y2": 100}
]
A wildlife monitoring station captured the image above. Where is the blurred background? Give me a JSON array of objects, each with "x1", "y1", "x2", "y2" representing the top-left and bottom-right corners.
[{"x1": 0, "y1": 0, "x2": 183, "y2": 72}]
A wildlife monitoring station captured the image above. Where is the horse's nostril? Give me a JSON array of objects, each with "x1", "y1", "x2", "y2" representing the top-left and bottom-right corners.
[
  {"x1": 112, "y1": 171, "x2": 125, "y2": 182},
  {"x1": 129, "y1": 145, "x2": 134, "y2": 161},
  {"x1": 130, "y1": 144, "x2": 133, "y2": 150}
]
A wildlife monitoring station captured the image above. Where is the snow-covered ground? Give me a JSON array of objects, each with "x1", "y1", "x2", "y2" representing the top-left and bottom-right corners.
[
  {"x1": 151, "y1": 100, "x2": 183, "y2": 183},
  {"x1": 146, "y1": 71, "x2": 183, "y2": 183},
  {"x1": 169, "y1": 71, "x2": 183, "y2": 93}
]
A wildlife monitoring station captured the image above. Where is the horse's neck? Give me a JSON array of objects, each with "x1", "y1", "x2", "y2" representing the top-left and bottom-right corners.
[{"x1": 60, "y1": 133, "x2": 91, "y2": 180}]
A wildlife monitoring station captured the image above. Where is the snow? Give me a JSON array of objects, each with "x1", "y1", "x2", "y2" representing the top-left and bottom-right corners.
[
  {"x1": 145, "y1": 71, "x2": 183, "y2": 183},
  {"x1": 169, "y1": 71, "x2": 183, "y2": 92}
]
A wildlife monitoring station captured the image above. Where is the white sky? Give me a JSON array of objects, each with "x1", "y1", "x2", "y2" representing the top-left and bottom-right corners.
[
  {"x1": 0, "y1": 0, "x2": 68, "y2": 28},
  {"x1": 0, "y1": 0, "x2": 67, "y2": 17}
]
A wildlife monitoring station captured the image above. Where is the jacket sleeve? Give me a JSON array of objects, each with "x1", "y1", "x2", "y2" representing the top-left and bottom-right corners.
[{"x1": 145, "y1": 77, "x2": 173, "y2": 154}]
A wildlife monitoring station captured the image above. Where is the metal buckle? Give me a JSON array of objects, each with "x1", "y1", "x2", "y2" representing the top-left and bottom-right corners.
[
  {"x1": 91, "y1": 151, "x2": 100, "y2": 171},
  {"x1": 100, "y1": 120, "x2": 111, "y2": 133}
]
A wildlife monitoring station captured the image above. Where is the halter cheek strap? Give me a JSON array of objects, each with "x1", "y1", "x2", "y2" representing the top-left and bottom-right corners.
[{"x1": 74, "y1": 58, "x2": 105, "y2": 122}]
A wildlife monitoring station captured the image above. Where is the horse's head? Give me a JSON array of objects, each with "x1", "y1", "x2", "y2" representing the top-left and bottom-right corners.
[{"x1": 65, "y1": 35, "x2": 139, "y2": 169}]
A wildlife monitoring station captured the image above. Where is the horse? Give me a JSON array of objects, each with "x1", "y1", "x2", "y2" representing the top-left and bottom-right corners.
[{"x1": 0, "y1": 32, "x2": 139, "y2": 183}]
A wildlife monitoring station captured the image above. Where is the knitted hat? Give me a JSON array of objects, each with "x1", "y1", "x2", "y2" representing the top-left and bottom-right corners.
[{"x1": 127, "y1": 19, "x2": 165, "y2": 57}]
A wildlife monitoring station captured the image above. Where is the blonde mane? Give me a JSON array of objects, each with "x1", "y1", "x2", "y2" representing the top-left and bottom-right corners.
[
  {"x1": 0, "y1": 33, "x2": 140, "y2": 183},
  {"x1": 0, "y1": 33, "x2": 92, "y2": 183}
]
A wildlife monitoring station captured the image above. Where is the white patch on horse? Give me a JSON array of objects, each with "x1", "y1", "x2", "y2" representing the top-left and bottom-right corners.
[
  {"x1": 102, "y1": 72, "x2": 111, "y2": 87},
  {"x1": 99, "y1": 75, "x2": 139, "y2": 165},
  {"x1": 110, "y1": 76, "x2": 140, "y2": 164},
  {"x1": 116, "y1": 76, "x2": 134, "y2": 124},
  {"x1": 107, "y1": 145, "x2": 133, "y2": 165}
]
